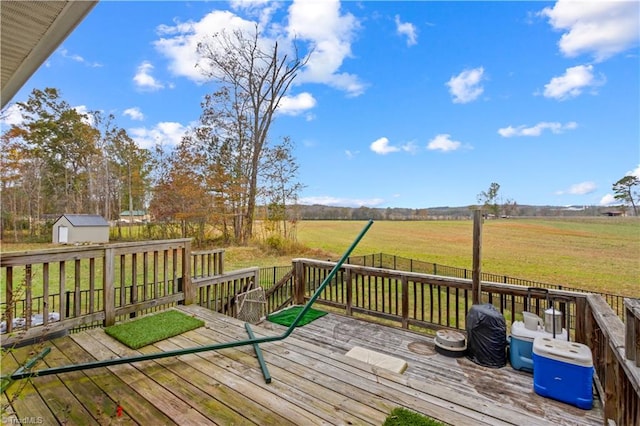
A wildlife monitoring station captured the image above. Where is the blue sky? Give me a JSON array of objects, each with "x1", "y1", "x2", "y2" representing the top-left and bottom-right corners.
[{"x1": 2, "y1": 0, "x2": 639, "y2": 209}]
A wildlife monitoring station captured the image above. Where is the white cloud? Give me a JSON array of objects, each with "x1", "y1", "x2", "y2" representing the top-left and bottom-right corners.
[
  {"x1": 155, "y1": 1, "x2": 365, "y2": 97},
  {"x1": 59, "y1": 48, "x2": 102, "y2": 67},
  {"x1": 155, "y1": 10, "x2": 256, "y2": 83},
  {"x1": 498, "y1": 121, "x2": 578, "y2": 137},
  {"x1": 277, "y1": 92, "x2": 316, "y2": 116},
  {"x1": 345, "y1": 149, "x2": 359, "y2": 159},
  {"x1": 73, "y1": 105, "x2": 95, "y2": 126},
  {"x1": 133, "y1": 61, "x2": 165, "y2": 91},
  {"x1": 427, "y1": 134, "x2": 462, "y2": 152},
  {"x1": 540, "y1": 0, "x2": 639, "y2": 62},
  {"x1": 569, "y1": 181, "x2": 597, "y2": 195},
  {"x1": 0, "y1": 104, "x2": 24, "y2": 126},
  {"x1": 370, "y1": 137, "x2": 400, "y2": 155},
  {"x1": 59, "y1": 48, "x2": 84, "y2": 63},
  {"x1": 287, "y1": 0, "x2": 365, "y2": 96},
  {"x1": 129, "y1": 122, "x2": 188, "y2": 149},
  {"x1": 395, "y1": 15, "x2": 418, "y2": 46},
  {"x1": 123, "y1": 107, "x2": 145, "y2": 121},
  {"x1": 542, "y1": 65, "x2": 604, "y2": 100},
  {"x1": 299, "y1": 195, "x2": 384, "y2": 207},
  {"x1": 599, "y1": 194, "x2": 617, "y2": 206},
  {"x1": 401, "y1": 140, "x2": 419, "y2": 154},
  {"x1": 627, "y1": 164, "x2": 640, "y2": 178},
  {"x1": 446, "y1": 67, "x2": 485, "y2": 104},
  {"x1": 556, "y1": 181, "x2": 597, "y2": 196},
  {"x1": 229, "y1": 0, "x2": 281, "y2": 28}
]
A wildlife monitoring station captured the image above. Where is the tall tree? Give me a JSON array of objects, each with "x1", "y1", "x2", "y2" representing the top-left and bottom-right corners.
[
  {"x1": 612, "y1": 174, "x2": 639, "y2": 216},
  {"x1": 0, "y1": 127, "x2": 31, "y2": 239},
  {"x1": 477, "y1": 182, "x2": 501, "y2": 217},
  {"x1": 502, "y1": 198, "x2": 519, "y2": 217},
  {"x1": 106, "y1": 127, "x2": 152, "y2": 222},
  {"x1": 196, "y1": 26, "x2": 309, "y2": 244},
  {"x1": 148, "y1": 140, "x2": 213, "y2": 243},
  {"x1": 15, "y1": 88, "x2": 100, "y2": 215},
  {"x1": 261, "y1": 136, "x2": 304, "y2": 239}
]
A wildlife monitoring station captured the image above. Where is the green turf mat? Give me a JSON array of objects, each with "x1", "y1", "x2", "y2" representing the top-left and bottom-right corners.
[
  {"x1": 267, "y1": 306, "x2": 327, "y2": 327},
  {"x1": 104, "y1": 310, "x2": 204, "y2": 349}
]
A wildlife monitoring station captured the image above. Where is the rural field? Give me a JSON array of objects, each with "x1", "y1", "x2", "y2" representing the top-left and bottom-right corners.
[
  {"x1": 238, "y1": 217, "x2": 638, "y2": 298},
  {"x1": 2, "y1": 217, "x2": 638, "y2": 298}
]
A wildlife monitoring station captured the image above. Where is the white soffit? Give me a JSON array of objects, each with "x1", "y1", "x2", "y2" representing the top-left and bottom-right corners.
[{"x1": 1, "y1": 1, "x2": 98, "y2": 109}]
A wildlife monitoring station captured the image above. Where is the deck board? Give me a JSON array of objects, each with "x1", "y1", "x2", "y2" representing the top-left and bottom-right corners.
[
  {"x1": 1, "y1": 305, "x2": 604, "y2": 425},
  {"x1": 274, "y1": 309, "x2": 603, "y2": 426}
]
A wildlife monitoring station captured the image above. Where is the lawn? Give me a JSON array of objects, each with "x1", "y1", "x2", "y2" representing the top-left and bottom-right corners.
[
  {"x1": 289, "y1": 218, "x2": 639, "y2": 297},
  {"x1": 2, "y1": 217, "x2": 638, "y2": 297}
]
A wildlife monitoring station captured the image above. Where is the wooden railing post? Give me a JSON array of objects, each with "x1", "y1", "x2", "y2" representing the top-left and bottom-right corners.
[
  {"x1": 472, "y1": 209, "x2": 483, "y2": 305},
  {"x1": 183, "y1": 240, "x2": 194, "y2": 305},
  {"x1": 625, "y1": 299, "x2": 640, "y2": 366},
  {"x1": 603, "y1": 342, "x2": 618, "y2": 424},
  {"x1": 103, "y1": 247, "x2": 115, "y2": 327},
  {"x1": 574, "y1": 296, "x2": 587, "y2": 344},
  {"x1": 218, "y1": 250, "x2": 224, "y2": 275},
  {"x1": 5, "y1": 267, "x2": 13, "y2": 334},
  {"x1": 401, "y1": 275, "x2": 409, "y2": 329},
  {"x1": 293, "y1": 260, "x2": 306, "y2": 305},
  {"x1": 345, "y1": 268, "x2": 353, "y2": 317}
]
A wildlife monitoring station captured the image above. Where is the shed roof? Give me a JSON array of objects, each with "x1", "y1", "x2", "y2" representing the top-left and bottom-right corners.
[{"x1": 57, "y1": 214, "x2": 109, "y2": 227}]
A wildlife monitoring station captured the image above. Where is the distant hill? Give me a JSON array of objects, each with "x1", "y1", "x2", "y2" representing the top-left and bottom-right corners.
[{"x1": 288, "y1": 204, "x2": 625, "y2": 220}]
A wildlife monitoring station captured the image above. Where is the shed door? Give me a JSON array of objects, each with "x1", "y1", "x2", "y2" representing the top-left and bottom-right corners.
[{"x1": 58, "y1": 226, "x2": 69, "y2": 243}]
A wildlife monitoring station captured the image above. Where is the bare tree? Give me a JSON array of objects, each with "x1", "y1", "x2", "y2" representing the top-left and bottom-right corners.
[
  {"x1": 477, "y1": 182, "x2": 501, "y2": 217},
  {"x1": 196, "y1": 26, "x2": 309, "y2": 244}
]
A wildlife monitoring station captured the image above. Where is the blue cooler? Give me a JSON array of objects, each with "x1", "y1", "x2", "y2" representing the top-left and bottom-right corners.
[
  {"x1": 510, "y1": 321, "x2": 567, "y2": 372},
  {"x1": 532, "y1": 336, "x2": 594, "y2": 409}
]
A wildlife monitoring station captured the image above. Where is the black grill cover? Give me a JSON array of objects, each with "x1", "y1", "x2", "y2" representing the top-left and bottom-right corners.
[{"x1": 466, "y1": 303, "x2": 507, "y2": 368}]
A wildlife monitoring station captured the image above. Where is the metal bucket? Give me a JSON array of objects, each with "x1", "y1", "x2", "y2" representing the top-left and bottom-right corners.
[{"x1": 544, "y1": 307, "x2": 563, "y2": 335}]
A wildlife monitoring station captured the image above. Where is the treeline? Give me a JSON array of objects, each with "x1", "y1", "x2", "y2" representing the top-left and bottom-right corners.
[
  {"x1": 1, "y1": 88, "x2": 151, "y2": 240},
  {"x1": 292, "y1": 204, "x2": 620, "y2": 220},
  {"x1": 2, "y1": 28, "x2": 309, "y2": 245}
]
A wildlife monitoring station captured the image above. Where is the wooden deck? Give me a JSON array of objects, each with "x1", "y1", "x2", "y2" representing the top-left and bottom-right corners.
[{"x1": 2, "y1": 305, "x2": 603, "y2": 425}]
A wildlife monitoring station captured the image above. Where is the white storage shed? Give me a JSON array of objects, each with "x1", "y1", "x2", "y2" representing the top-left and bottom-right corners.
[{"x1": 52, "y1": 214, "x2": 109, "y2": 244}]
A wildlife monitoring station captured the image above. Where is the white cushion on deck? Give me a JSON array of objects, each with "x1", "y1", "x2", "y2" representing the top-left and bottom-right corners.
[{"x1": 345, "y1": 346, "x2": 408, "y2": 374}]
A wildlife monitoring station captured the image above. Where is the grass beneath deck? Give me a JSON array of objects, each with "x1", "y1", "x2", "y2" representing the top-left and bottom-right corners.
[
  {"x1": 104, "y1": 309, "x2": 204, "y2": 349},
  {"x1": 384, "y1": 407, "x2": 446, "y2": 426}
]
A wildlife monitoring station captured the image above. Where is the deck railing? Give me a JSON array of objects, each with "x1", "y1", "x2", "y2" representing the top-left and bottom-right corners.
[
  {"x1": 348, "y1": 253, "x2": 627, "y2": 318},
  {"x1": 582, "y1": 295, "x2": 640, "y2": 425},
  {"x1": 289, "y1": 258, "x2": 640, "y2": 425},
  {"x1": 290, "y1": 258, "x2": 583, "y2": 335},
  {"x1": 2, "y1": 246, "x2": 638, "y2": 423},
  {"x1": 1, "y1": 241, "x2": 227, "y2": 347}
]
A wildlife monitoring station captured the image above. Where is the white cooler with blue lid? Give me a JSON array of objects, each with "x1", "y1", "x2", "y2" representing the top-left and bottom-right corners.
[
  {"x1": 509, "y1": 320, "x2": 567, "y2": 372},
  {"x1": 532, "y1": 336, "x2": 594, "y2": 409}
]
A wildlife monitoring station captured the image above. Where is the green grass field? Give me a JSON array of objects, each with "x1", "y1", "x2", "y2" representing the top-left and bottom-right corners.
[
  {"x1": 2, "y1": 217, "x2": 638, "y2": 297},
  {"x1": 287, "y1": 218, "x2": 639, "y2": 297}
]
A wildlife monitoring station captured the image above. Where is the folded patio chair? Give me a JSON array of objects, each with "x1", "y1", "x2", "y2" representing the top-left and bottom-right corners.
[{"x1": 236, "y1": 287, "x2": 267, "y2": 324}]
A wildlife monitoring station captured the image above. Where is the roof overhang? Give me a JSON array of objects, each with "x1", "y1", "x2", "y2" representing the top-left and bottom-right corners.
[{"x1": 1, "y1": 1, "x2": 98, "y2": 109}]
